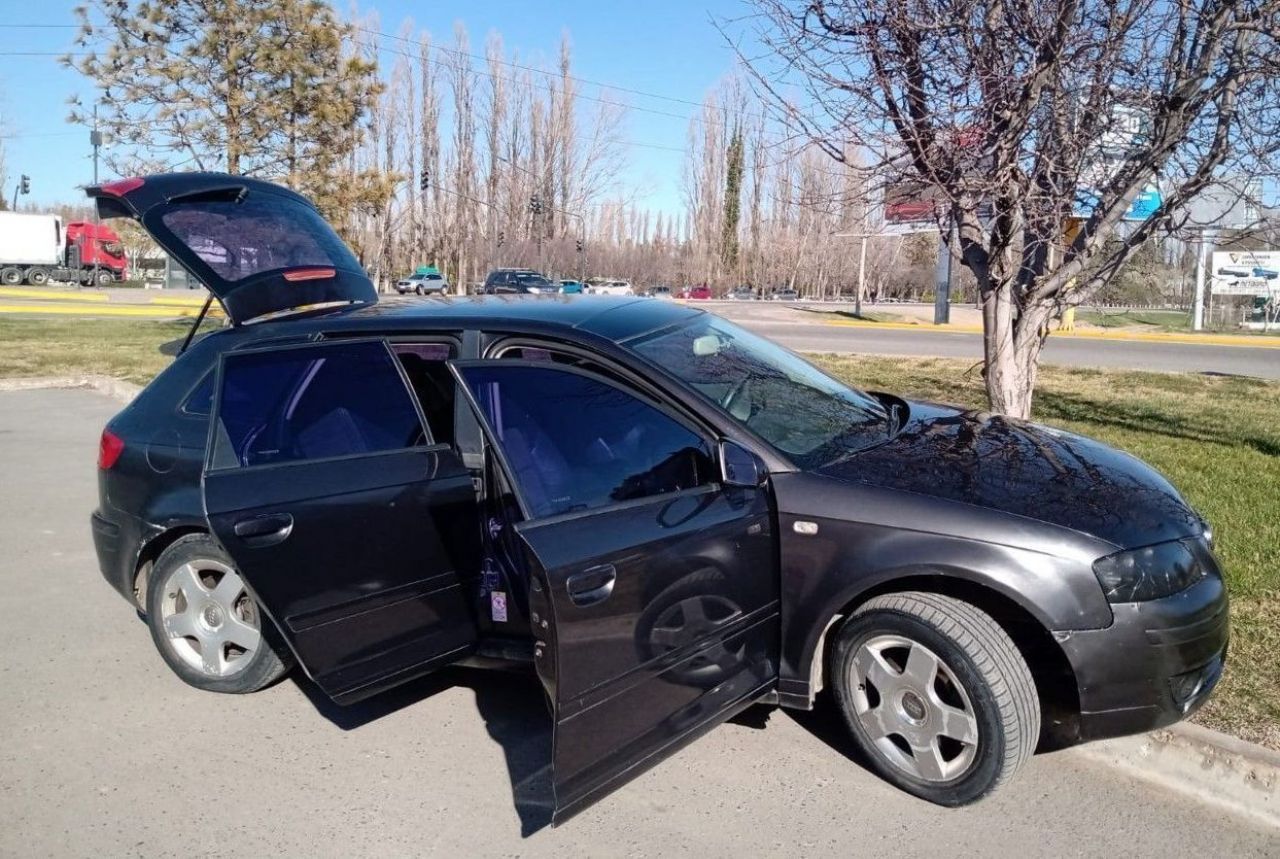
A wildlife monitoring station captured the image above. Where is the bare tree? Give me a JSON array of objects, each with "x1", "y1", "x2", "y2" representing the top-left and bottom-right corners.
[{"x1": 743, "y1": 0, "x2": 1280, "y2": 417}]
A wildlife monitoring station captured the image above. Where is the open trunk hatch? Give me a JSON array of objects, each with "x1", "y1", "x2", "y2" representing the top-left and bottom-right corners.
[{"x1": 87, "y1": 173, "x2": 376, "y2": 324}]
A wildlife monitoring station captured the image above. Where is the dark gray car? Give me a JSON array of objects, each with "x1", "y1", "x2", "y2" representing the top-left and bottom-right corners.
[{"x1": 88, "y1": 173, "x2": 1227, "y2": 823}]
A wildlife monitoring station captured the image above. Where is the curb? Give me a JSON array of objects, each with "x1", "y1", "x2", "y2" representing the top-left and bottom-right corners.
[
  {"x1": 1074, "y1": 722, "x2": 1280, "y2": 828},
  {"x1": 0, "y1": 375, "x2": 142, "y2": 404}
]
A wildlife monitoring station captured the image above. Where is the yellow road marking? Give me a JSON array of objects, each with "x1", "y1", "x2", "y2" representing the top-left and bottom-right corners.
[
  {"x1": 0, "y1": 287, "x2": 110, "y2": 302},
  {"x1": 823, "y1": 317, "x2": 1280, "y2": 349},
  {"x1": 0, "y1": 303, "x2": 222, "y2": 318}
]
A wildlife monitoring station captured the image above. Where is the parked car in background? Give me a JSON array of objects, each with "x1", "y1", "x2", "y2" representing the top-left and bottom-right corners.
[
  {"x1": 559, "y1": 279, "x2": 584, "y2": 294},
  {"x1": 89, "y1": 173, "x2": 1227, "y2": 825},
  {"x1": 586, "y1": 278, "x2": 634, "y2": 296},
  {"x1": 649, "y1": 285, "x2": 674, "y2": 300},
  {"x1": 396, "y1": 267, "x2": 450, "y2": 295},
  {"x1": 727, "y1": 286, "x2": 757, "y2": 301},
  {"x1": 680, "y1": 284, "x2": 713, "y2": 300},
  {"x1": 484, "y1": 269, "x2": 558, "y2": 294},
  {"x1": 771, "y1": 287, "x2": 800, "y2": 301}
]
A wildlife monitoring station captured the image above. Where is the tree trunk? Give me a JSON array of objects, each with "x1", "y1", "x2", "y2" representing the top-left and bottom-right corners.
[{"x1": 981, "y1": 289, "x2": 1052, "y2": 419}]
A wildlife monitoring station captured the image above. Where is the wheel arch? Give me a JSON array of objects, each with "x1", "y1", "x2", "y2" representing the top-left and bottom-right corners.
[
  {"x1": 131, "y1": 522, "x2": 209, "y2": 612},
  {"x1": 804, "y1": 569, "x2": 1082, "y2": 751}
]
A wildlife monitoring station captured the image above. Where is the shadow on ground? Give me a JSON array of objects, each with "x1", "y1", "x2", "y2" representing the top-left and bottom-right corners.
[
  {"x1": 294, "y1": 667, "x2": 556, "y2": 836},
  {"x1": 292, "y1": 667, "x2": 786, "y2": 837}
]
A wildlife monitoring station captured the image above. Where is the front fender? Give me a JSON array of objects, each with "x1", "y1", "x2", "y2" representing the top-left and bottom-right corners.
[{"x1": 771, "y1": 473, "x2": 1114, "y2": 697}]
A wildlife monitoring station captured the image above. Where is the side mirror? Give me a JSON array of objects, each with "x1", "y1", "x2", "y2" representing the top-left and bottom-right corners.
[{"x1": 719, "y1": 440, "x2": 767, "y2": 488}]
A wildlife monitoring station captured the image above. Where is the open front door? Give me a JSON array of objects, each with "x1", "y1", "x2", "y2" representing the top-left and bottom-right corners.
[
  {"x1": 451, "y1": 360, "x2": 780, "y2": 823},
  {"x1": 203, "y1": 339, "x2": 480, "y2": 704}
]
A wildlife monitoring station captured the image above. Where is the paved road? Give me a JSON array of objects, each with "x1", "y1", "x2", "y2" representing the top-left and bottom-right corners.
[
  {"x1": 2, "y1": 387, "x2": 1276, "y2": 857},
  {"x1": 745, "y1": 321, "x2": 1280, "y2": 378}
]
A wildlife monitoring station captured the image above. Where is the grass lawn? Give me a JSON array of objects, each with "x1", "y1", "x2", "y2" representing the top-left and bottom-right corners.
[
  {"x1": 2, "y1": 317, "x2": 1276, "y2": 748},
  {"x1": 1074, "y1": 308, "x2": 1197, "y2": 331}
]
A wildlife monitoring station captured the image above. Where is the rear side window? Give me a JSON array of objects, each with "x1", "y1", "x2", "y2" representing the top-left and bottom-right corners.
[
  {"x1": 458, "y1": 364, "x2": 713, "y2": 518},
  {"x1": 211, "y1": 341, "x2": 425, "y2": 469}
]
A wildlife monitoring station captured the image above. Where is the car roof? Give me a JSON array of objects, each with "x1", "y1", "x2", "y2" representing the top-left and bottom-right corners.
[{"x1": 245, "y1": 294, "x2": 704, "y2": 344}]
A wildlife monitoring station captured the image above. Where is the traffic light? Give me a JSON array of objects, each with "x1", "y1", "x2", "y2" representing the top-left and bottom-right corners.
[
  {"x1": 497, "y1": 231, "x2": 505, "y2": 246},
  {"x1": 576, "y1": 238, "x2": 584, "y2": 253},
  {"x1": 419, "y1": 169, "x2": 430, "y2": 192},
  {"x1": 19, "y1": 175, "x2": 30, "y2": 195},
  {"x1": 529, "y1": 193, "x2": 542, "y2": 215}
]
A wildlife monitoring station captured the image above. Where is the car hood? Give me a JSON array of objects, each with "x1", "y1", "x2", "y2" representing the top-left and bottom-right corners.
[{"x1": 817, "y1": 400, "x2": 1202, "y2": 549}]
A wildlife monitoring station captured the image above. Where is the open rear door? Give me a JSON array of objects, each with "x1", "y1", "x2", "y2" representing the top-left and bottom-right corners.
[
  {"x1": 451, "y1": 360, "x2": 780, "y2": 823},
  {"x1": 203, "y1": 339, "x2": 480, "y2": 704}
]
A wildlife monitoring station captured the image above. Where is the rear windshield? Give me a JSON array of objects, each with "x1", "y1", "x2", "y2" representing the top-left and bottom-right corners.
[{"x1": 158, "y1": 192, "x2": 361, "y2": 283}]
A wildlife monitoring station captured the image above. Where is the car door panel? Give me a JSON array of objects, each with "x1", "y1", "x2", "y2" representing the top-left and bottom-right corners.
[
  {"x1": 516, "y1": 487, "x2": 778, "y2": 820},
  {"x1": 203, "y1": 340, "x2": 480, "y2": 705},
  {"x1": 450, "y1": 360, "x2": 780, "y2": 824}
]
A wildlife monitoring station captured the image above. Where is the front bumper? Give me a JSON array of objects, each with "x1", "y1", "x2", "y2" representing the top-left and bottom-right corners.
[{"x1": 1057, "y1": 572, "x2": 1228, "y2": 741}]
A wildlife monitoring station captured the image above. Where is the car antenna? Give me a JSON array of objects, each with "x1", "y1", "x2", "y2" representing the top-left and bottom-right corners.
[{"x1": 178, "y1": 292, "x2": 216, "y2": 355}]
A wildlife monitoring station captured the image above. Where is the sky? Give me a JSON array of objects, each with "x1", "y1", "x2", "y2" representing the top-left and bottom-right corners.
[{"x1": 0, "y1": 0, "x2": 751, "y2": 212}]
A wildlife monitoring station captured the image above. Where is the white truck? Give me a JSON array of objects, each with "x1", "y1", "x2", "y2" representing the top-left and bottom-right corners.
[{"x1": 0, "y1": 212, "x2": 128, "y2": 286}]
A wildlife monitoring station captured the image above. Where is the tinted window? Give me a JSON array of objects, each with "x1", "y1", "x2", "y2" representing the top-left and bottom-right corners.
[
  {"x1": 460, "y1": 364, "x2": 713, "y2": 518},
  {"x1": 158, "y1": 191, "x2": 362, "y2": 283},
  {"x1": 183, "y1": 371, "x2": 215, "y2": 416},
  {"x1": 212, "y1": 341, "x2": 424, "y2": 469}
]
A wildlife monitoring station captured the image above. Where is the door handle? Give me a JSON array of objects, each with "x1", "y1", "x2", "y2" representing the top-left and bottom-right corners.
[
  {"x1": 232, "y1": 513, "x2": 293, "y2": 547},
  {"x1": 565, "y1": 564, "x2": 616, "y2": 607}
]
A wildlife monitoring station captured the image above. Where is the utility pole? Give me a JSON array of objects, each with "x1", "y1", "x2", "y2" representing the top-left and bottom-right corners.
[
  {"x1": 934, "y1": 216, "x2": 956, "y2": 325},
  {"x1": 90, "y1": 105, "x2": 103, "y2": 288},
  {"x1": 1192, "y1": 228, "x2": 1214, "y2": 331},
  {"x1": 856, "y1": 235, "x2": 868, "y2": 317}
]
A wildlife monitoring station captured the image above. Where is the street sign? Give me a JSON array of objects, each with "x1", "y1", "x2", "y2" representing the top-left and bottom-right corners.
[{"x1": 1210, "y1": 250, "x2": 1280, "y2": 296}]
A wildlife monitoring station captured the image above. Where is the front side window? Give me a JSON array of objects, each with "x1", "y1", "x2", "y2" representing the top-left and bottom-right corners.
[
  {"x1": 629, "y1": 316, "x2": 890, "y2": 468},
  {"x1": 211, "y1": 341, "x2": 425, "y2": 469},
  {"x1": 457, "y1": 364, "x2": 713, "y2": 518},
  {"x1": 157, "y1": 190, "x2": 362, "y2": 283}
]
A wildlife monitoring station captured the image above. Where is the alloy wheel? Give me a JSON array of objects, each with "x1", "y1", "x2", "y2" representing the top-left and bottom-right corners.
[
  {"x1": 158, "y1": 559, "x2": 261, "y2": 678},
  {"x1": 849, "y1": 634, "x2": 980, "y2": 782}
]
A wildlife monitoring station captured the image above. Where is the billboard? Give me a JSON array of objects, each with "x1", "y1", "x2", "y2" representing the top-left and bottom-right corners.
[{"x1": 1210, "y1": 250, "x2": 1280, "y2": 296}]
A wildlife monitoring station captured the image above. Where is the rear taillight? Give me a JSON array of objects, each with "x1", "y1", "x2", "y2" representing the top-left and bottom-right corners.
[{"x1": 98, "y1": 429, "x2": 125, "y2": 470}]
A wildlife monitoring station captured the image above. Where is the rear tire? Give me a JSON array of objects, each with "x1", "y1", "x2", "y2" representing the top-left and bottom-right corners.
[
  {"x1": 26, "y1": 267, "x2": 49, "y2": 285},
  {"x1": 145, "y1": 533, "x2": 293, "y2": 694},
  {"x1": 0, "y1": 267, "x2": 21, "y2": 286},
  {"x1": 830, "y1": 591, "x2": 1038, "y2": 806}
]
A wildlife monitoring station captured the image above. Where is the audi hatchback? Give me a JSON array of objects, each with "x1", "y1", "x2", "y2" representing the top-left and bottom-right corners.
[{"x1": 90, "y1": 173, "x2": 1227, "y2": 824}]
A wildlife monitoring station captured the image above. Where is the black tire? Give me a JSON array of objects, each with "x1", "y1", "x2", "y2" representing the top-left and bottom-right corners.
[
  {"x1": 26, "y1": 267, "x2": 49, "y2": 285},
  {"x1": 830, "y1": 591, "x2": 1039, "y2": 806},
  {"x1": 93, "y1": 269, "x2": 113, "y2": 287},
  {"x1": 145, "y1": 533, "x2": 293, "y2": 694},
  {"x1": 0, "y1": 267, "x2": 21, "y2": 286}
]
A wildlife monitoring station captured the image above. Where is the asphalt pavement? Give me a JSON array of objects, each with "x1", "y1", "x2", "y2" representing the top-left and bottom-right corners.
[
  {"x1": 709, "y1": 304, "x2": 1280, "y2": 380},
  {"x1": 1, "y1": 386, "x2": 1276, "y2": 857}
]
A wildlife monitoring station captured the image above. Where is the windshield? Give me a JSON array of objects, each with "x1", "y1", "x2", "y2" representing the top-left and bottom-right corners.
[
  {"x1": 157, "y1": 191, "x2": 362, "y2": 283},
  {"x1": 630, "y1": 316, "x2": 890, "y2": 466},
  {"x1": 516, "y1": 274, "x2": 553, "y2": 288}
]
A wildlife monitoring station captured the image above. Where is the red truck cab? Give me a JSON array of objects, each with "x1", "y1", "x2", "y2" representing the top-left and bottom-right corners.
[{"x1": 66, "y1": 222, "x2": 128, "y2": 281}]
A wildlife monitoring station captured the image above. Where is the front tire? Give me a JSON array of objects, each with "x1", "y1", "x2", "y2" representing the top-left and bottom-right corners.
[
  {"x1": 145, "y1": 534, "x2": 293, "y2": 694},
  {"x1": 831, "y1": 591, "x2": 1038, "y2": 806}
]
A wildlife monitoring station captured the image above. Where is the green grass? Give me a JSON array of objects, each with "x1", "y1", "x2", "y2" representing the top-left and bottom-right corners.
[
  {"x1": 0, "y1": 317, "x2": 220, "y2": 384},
  {"x1": 1, "y1": 318, "x2": 1275, "y2": 747},
  {"x1": 821, "y1": 309, "x2": 917, "y2": 324},
  {"x1": 1075, "y1": 309, "x2": 1192, "y2": 331}
]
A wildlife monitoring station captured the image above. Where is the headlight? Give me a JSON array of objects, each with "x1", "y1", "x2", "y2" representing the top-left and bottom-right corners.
[{"x1": 1092, "y1": 539, "x2": 1208, "y2": 603}]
